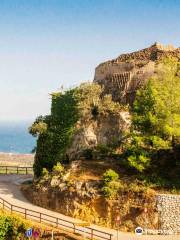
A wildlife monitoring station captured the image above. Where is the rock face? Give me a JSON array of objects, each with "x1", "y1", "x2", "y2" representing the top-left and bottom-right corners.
[
  {"x1": 94, "y1": 43, "x2": 180, "y2": 105},
  {"x1": 22, "y1": 176, "x2": 157, "y2": 232},
  {"x1": 66, "y1": 111, "x2": 130, "y2": 160}
]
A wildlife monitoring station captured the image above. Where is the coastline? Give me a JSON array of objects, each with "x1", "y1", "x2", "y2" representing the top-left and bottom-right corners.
[
  {"x1": 0, "y1": 152, "x2": 34, "y2": 155},
  {"x1": 0, "y1": 152, "x2": 34, "y2": 156}
]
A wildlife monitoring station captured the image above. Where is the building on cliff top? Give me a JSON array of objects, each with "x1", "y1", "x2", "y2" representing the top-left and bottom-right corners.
[{"x1": 94, "y1": 43, "x2": 180, "y2": 105}]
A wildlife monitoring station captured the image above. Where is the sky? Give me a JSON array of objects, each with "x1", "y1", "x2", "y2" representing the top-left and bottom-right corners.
[{"x1": 0, "y1": 0, "x2": 179, "y2": 122}]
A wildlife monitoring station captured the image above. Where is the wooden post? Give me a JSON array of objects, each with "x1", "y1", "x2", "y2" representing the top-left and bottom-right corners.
[
  {"x1": 17, "y1": 167, "x2": 19, "y2": 174},
  {"x1": 2, "y1": 200, "x2": 4, "y2": 209},
  {"x1": 56, "y1": 218, "x2": 58, "y2": 227},
  {"x1": 11, "y1": 205, "x2": 13, "y2": 213},
  {"x1": 6, "y1": 167, "x2": 7, "y2": 174},
  {"x1": 25, "y1": 209, "x2": 27, "y2": 219},
  {"x1": 40, "y1": 213, "x2": 42, "y2": 223},
  {"x1": 90, "y1": 229, "x2": 93, "y2": 240},
  {"x1": 26, "y1": 167, "x2": 28, "y2": 175},
  {"x1": 73, "y1": 224, "x2": 76, "y2": 233}
]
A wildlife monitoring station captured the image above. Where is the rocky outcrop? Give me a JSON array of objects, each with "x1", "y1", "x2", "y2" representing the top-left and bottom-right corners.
[
  {"x1": 94, "y1": 43, "x2": 180, "y2": 105},
  {"x1": 66, "y1": 111, "x2": 130, "y2": 160},
  {"x1": 22, "y1": 176, "x2": 157, "y2": 232}
]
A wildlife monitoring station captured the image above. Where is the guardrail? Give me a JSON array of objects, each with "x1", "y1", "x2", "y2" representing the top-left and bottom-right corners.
[
  {"x1": 0, "y1": 197, "x2": 113, "y2": 240},
  {"x1": 0, "y1": 166, "x2": 33, "y2": 175}
]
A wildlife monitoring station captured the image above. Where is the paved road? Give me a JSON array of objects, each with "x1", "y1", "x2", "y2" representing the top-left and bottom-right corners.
[{"x1": 0, "y1": 175, "x2": 178, "y2": 240}]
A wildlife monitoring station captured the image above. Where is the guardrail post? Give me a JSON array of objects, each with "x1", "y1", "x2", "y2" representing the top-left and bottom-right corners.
[
  {"x1": 40, "y1": 213, "x2": 42, "y2": 223},
  {"x1": 25, "y1": 209, "x2": 27, "y2": 219},
  {"x1": 3, "y1": 200, "x2": 4, "y2": 209},
  {"x1": 26, "y1": 168, "x2": 28, "y2": 175},
  {"x1": 91, "y1": 229, "x2": 93, "y2": 240},
  {"x1": 11, "y1": 205, "x2": 13, "y2": 213},
  {"x1": 110, "y1": 234, "x2": 112, "y2": 240},
  {"x1": 56, "y1": 218, "x2": 58, "y2": 227},
  {"x1": 17, "y1": 167, "x2": 19, "y2": 174},
  {"x1": 6, "y1": 167, "x2": 7, "y2": 174},
  {"x1": 73, "y1": 223, "x2": 76, "y2": 233}
]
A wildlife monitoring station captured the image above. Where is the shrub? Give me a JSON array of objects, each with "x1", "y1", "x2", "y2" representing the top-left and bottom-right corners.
[
  {"x1": 102, "y1": 169, "x2": 120, "y2": 199},
  {"x1": 42, "y1": 168, "x2": 49, "y2": 176},
  {"x1": 29, "y1": 121, "x2": 47, "y2": 137},
  {"x1": 41, "y1": 168, "x2": 49, "y2": 181},
  {"x1": 127, "y1": 153, "x2": 150, "y2": 172},
  {"x1": 52, "y1": 162, "x2": 64, "y2": 176},
  {"x1": 102, "y1": 181, "x2": 121, "y2": 199},
  {"x1": 103, "y1": 169, "x2": 119, "y2": 183},
  {"x1": 0, "y1": 215, "x2": 27, "y2": 239},
  {"x1": 150, "y1": 136, "x2": 170, "y2": 150}
]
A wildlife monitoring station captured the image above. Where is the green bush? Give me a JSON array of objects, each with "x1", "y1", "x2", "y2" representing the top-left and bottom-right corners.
[
  {"x1": 102, "y1": 181, "x2": 122, "y2": 199},
  {"x1": 102, "y1": 169, "x2": 120, "y2": 199},
  {"x1": 42, "y1": 168, "x2": 49, "y2": 176},
  {"x1": 127, "y1": 153, "x2": 150, "y2": 173},
  {"x1": 103, "y1": 169, "x2": 119, "y2": 183},
  {"x1": 150, "y1": 136, "x2": 170, "y2": 150},
  {"x1": 0, "y1": 215, "x2": 27, "y2": 240},
  {"x1": 52, "y1": 162, "x2": 64, "y2": 176}
]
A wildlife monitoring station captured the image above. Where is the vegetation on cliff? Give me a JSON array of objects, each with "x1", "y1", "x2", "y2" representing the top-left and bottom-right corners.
[
  {"x1": 26, "y1": 53, "x2": 180, "y2": 233},
  {"x1": 30, "y1": 83, "x2": 125, "y2": 177},
  {"x1": 30, "y1": 57, "x2": 180, "y2": 188},
  {"x1": 122, "y1": 57, "x2": 180, "y2": 187}
]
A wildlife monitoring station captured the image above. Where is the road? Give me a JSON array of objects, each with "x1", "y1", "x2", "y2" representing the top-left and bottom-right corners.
[{"x1": 0, "y1": 174, "x2": 178, "y2": 240}]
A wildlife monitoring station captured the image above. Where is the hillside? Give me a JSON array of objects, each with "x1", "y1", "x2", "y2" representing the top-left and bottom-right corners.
[{"x1": 28, "y1": 44, "x2": 180, "y2": 234}]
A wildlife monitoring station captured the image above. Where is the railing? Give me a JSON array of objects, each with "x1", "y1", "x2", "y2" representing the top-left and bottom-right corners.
[
  {"x1": 0, "y1": 197, "x2": 113, "y2": 240},
  {"x1": 0, "y1": 166, "x2": 33, "y2": 175}
]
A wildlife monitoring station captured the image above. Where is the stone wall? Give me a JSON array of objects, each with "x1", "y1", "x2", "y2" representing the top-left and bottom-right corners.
[
  {"x1": 156, "y1": 194, "x2": 180, "y2": 234},
  {"x1": 94, "y1": 43, "x2": 180, "y2": 105}
]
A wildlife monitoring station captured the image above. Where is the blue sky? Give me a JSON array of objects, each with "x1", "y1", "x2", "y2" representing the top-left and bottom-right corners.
[{"x1": 0, "y1": 0, "x2": 179, "y2": 121}]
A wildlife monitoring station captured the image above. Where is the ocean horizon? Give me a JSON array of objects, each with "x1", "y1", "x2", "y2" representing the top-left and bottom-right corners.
[{"x1": 0, "y1": 121, "x2": 36, "y2": 154}]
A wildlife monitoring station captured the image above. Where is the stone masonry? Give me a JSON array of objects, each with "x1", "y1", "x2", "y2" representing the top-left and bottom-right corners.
[
  {"x1": 156, "y1": 194, "x2": 180, "y2": 234},
  {"x1": 94, "y1": 43, "x2": 180, "y2": 105}
]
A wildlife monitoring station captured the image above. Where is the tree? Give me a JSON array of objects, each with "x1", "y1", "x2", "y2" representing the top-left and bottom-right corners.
[
  {"x1": 126, "y1": 57, "x2": 180, "y2": 173},
  {"x1": 133, "y1": 57, "x2": 180, "y2": 146},
  {"x1": 151, "y1": 57, "x2": 180, "y2": 144}
]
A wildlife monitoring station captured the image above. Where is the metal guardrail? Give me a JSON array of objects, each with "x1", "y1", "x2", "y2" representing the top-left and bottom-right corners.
[
  {"x1": 0, "y1": 166, "x2": 33, "y2": 175},
  {"x1": 0, "y1": 197, "x2": 113, "y2": 240}
]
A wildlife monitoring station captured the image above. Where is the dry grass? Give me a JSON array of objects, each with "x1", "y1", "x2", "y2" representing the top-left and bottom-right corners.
[
  {"x1": 0, "y1": 153, "x2": 34, "y2": 167},
  {"x1": 69, "y1": 159, "x2": 122, "y2": 181}
]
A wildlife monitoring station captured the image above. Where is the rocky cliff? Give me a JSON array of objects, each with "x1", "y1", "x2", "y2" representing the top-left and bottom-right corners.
[
  {"x1": 94, "y1": 43, "x2": 180, "y2": 105},
  {"x1": 22, "y1": 160, "x2": 158, "y2": 232}
]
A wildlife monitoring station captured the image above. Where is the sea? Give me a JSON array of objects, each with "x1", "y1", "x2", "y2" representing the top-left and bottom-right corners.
[{"x1": 0, "y1": 121, "x2": 36, "y2": 154}]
